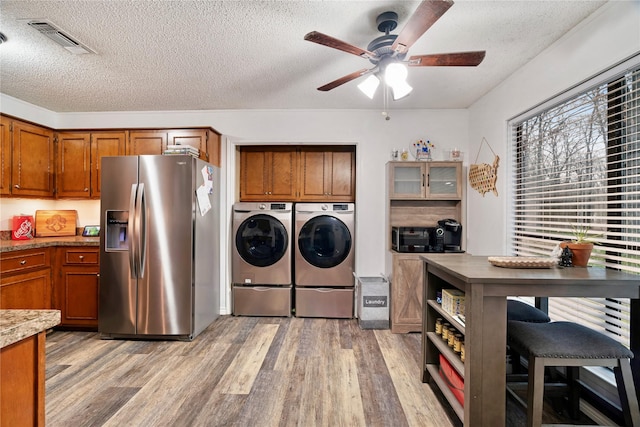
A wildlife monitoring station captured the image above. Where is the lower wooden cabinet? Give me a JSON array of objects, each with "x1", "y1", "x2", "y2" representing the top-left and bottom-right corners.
[
  {"x1": 54, "y1": 247, "x2": 100, "y2": 329},
  {"x1": 391, "y1": 253, "x2": 424, "y2": 333},
  {"x1": 0, "y1": 332, "x2": 47, "y2": 427},
  {"x1": 0, "y1": 248, "x2": 52, "y2": 309},
  {"x1": 0, "y1": 246, "x2": 101, "y2": 329}
]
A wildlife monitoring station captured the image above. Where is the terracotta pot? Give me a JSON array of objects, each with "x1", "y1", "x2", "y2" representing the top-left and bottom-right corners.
[{"x1": 560, "y1": 242, "x2": 594, "y2": 267}]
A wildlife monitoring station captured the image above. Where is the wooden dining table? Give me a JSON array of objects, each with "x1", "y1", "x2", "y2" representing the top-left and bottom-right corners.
[{"x1": 420, "y1": 253, "x2": 640, "y2": 427}]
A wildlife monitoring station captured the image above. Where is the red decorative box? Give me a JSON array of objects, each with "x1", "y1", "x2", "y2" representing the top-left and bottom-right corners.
[
  {"x1": 12, "y1": 215, "x2": 34, "y2": 240},
  {"x1": 439, "y1": 354, "x2": 464, "y2": 406}
]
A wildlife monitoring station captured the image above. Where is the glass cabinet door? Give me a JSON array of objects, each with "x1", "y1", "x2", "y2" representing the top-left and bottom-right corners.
[
  {"x1": 426, "y1": 162, "x2": 462, "y2": 199},
  {"x1": 389, "y1": 162, "x2": 426, "y2": 199}
]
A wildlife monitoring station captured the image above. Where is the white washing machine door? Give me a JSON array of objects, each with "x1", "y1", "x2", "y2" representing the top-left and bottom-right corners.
[
  {"x1": 297, "y1": 215, "x2": 352, "y2": 268},
  {"x1": 236, "y1": 214, "x2": 289, "y2": 267}
]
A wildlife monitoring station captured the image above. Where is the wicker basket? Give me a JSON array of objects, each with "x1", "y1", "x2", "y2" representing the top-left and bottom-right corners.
[{"x1": 487, "y1": 256, "x2": 557, "y2": 269}]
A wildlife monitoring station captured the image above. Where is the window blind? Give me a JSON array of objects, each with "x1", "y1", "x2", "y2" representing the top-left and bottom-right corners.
[{"x1": 509, "y1": 64, "x2": 640, "y2": 348}]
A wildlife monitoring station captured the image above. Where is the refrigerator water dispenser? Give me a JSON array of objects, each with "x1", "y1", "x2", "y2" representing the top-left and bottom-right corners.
[{"x1": 106, "y1": 210, "x2": 129, "y2": 251}]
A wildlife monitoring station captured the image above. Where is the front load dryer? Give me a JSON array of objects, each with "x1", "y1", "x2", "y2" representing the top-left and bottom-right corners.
[
  {"x1": 232, "y1": 202, "x2": 293, "y2": 316},
  {"x1": 294, "y1": 202, "x2": 355, "y2": 318}
]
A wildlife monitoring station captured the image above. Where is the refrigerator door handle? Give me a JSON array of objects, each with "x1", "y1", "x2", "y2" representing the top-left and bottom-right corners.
[
  {"x1": 128, "y1": 183, "x2": 139, "y2": 278},
  {"x1": 136, "y1": 183, "x2": 147, "y2": 278}
]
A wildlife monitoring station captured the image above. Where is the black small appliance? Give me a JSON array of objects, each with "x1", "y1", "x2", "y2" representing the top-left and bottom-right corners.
[
  {"x1": 438, "y1": 219, "x2": 463, "y2": 252},
  {"x1": 391, "y1": 226, "x2": 431, "y2": 253}
]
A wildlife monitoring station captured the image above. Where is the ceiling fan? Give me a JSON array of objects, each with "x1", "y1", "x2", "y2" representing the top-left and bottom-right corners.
[{"x1": 304, "y1": 0, "x2": 485, "y2": 100}]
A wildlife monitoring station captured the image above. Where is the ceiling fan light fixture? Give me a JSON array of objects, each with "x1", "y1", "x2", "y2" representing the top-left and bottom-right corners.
[
  {"x1": 357, "y1": 74, "x2": 380, "y2": 99},
  {"x1": 384, "y1": 62, "x2": 408, "y2": 87},
  {"x1": 391, "y1": 80, "x2": 413, "y2": 100}
]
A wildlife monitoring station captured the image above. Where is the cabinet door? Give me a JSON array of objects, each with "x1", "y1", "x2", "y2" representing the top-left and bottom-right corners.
[
  {"x1": 391, "y1": 254, "x2": 424, "y2": 333},
  {"x1": 299, "y1": 148, "x2": 355, "y2": 201},
  {"x1": 240, "y1": 149, "x2": 269, "y2": 200},
  {"x1": 167, "y1": 129, "x2": 208, "y2": 161},
  {"x1": 11, "y1": 120, "x2": 54, "y2": 197},
  {"x1": 90, "y1": 132, "x2": 126, "y2": 198},
  {"x1": 388, "y1": 162, "x2": 426, "y2": 199},
  {"x1": 240, "y1": 148, "x2": 297, "y2": 201},
  {"x1": 425, "y1": 162, "x2": 462, "y2": 199},
  {"x1": 0, "y1": 116, "x2": 11, "y2": 196},
  {"x1": 56, "y1": 132, "x2": 91, "y2": 198},
  {"x1": 298, "y1": 149, "x2": 326, "y2": 200},
  {"x1": 0, "y1": 269, "x2": 52, "y2": 309},
  {"x1": 57, "y1": 268, "x2": 99, "y2": 327},
  {"x1": 127, "y1": 130, "x2": 166, "y2": 155},
  {"x1": 268, "y1": 148, "x2": 297, "y2": 199},
  {"x1": 327, "y1": 149, "x2": 355, "y2": 201}
]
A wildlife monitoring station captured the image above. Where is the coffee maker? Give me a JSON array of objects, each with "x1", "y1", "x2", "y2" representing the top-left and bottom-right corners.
[{"x1": 438, "y1": 219, "x2": 463, "y2": 252}]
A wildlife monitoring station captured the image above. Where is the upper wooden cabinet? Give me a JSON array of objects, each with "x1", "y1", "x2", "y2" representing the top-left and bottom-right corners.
[
  {"x1": 127, "y1": 128, "x2": 220, "y2": 165},
  {"x1": 56, "y1": 131, "x2": 126, "y2": 199},
  {"x1": 388, "y1": 161, "x2": 462, "y2": 200},
  {"x1": 0, "y1": 116, "x2": 55, "y2": 198},
  {"x1": 240, "y1": 147, "x2": 298, "y2": 201},
  {"x1": 1, "y1": 116, "x2": 222, "y2": 199},
  {"x1": 127, "y1": 130, "x2": 167, "y2": 156},
  {"x1": 298, "y1": 147, "x2": 355, "y2": 202},
  {"x1": 0, "y1": 116, "x2": 11, "y2": 196},
  {"x1": 239, "y1": 145, "x2": 356, "y2": 202}
]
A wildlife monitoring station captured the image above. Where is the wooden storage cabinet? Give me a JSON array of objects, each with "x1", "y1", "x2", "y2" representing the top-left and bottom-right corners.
[
  {"x1": 54, "y1": 247, "x2": 100, "y2": 329},
  {"x1": 0, "y1": 115, "x2": 55, "y2": 198},
  {"x1": 240, "y1": 147, "x2": 298, "y2": 201},
  {"x1": 127, "y1": 128, "x2": 220, "y2": 165},
  {"x1": 0, "y1": 115, "x2": 11, "y2": 196},
  {"x1": 56, "y1": 131, "x2": 126, "y2": 199},
  {"x1": 238, "y1": 145, "x2": 356, "y2": 202},
  {"x1": 388, "y1": 161, "x2": 462, "y2": 200},
  {"x1": 390, "y1": 253, "x2": 424, "y2": 333},
  {"x1": 0, "y1": 248, "x2": 52, "y2": 309},
  {"x1": 1, "y1": 331, "x2": 47, "y2": 427},
  {"x1": 388, "y1": 160, "x2": 464, "y2": 334},
  {"x1": 127, "y1": 130, "x2": 166, "y2": 156},
  {"x1": 298, "y1": 147, "x2": 355, "y2": 201}
]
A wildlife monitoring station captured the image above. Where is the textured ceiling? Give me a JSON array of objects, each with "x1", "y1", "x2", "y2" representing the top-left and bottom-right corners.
[{"x1": 0, "y1": 0, "x2": 607, "y2": 112}]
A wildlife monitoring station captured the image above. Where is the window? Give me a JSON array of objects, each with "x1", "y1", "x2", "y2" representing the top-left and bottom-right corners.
[{"x1": 509, "y1": 58, "x2": 640, "y2": 350}]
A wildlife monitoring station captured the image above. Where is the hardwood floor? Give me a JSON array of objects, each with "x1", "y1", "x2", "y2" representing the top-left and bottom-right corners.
[{"x1": 44, "y1": 316, "x2": 595, "y2": 426}]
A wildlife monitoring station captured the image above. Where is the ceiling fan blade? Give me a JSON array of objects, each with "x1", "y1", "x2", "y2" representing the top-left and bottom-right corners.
[
  {"x1": 317, "y1": 69, "x2": 370, "y2": 92},
  {"x1": 391, "y1": 0, "x2": 454, "y2": 55},
  {"x1": 408, "y1": 51, "x2": 486, "y2": 66},
  {"x1": 304, "y1": 31, "x2": 376, "y2": 60}
]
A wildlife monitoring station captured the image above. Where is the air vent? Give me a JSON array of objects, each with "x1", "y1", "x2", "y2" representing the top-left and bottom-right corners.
[{"x1": 26, "y1": 20, "x2": 95, "y2": 54}]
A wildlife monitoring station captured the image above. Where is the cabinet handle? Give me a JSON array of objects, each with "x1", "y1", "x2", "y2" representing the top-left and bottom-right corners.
[
  {"x1": 14, "y1": 184, "x2": 20, "y2": 189},
  {"x1": 84, "y1": 188, "x2": 89, "y2": 192},
  {"x1": 79, "y1": 255, "x2": 84, "y2": 261},
  {"x1": 20, "y1": 260, "x2": 27, "y2": 265},
  {"x1": 425, "y1": 173, "x2": 429, "y2": 187}
]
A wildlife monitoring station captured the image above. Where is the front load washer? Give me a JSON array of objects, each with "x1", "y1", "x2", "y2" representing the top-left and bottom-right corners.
[
  {"x1": 232, "y1": 202, "x2": 293, "y2": 316},
  {"x1": 294, "y1": 202, "x2": 355, "y2": 318}
]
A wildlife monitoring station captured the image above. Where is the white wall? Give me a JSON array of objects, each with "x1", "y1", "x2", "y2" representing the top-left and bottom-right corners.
[
  {"x1": 466, "y1": 0, "x2": 640, "y2": 256},
  {"x1": 0, "y1": 99, "x2": 468, "y2": 313}
]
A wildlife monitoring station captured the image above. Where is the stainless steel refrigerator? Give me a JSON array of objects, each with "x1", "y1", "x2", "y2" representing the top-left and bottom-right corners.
[{"x1": 99, "y1": 155, "x2": 220, "y2": 340}]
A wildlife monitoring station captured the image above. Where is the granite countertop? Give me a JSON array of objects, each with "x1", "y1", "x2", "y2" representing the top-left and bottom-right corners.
[
  {"x1": 0, "y1": 236, "x2": 100, "y2": 253},
  {"x1": 0, "y1": 309, "x2": 61, "y2": 348}
]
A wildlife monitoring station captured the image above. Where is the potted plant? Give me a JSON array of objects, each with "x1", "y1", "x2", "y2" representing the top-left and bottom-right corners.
[{"x1": 560, "y1": 224, "x2": 600, "y2": 267}]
